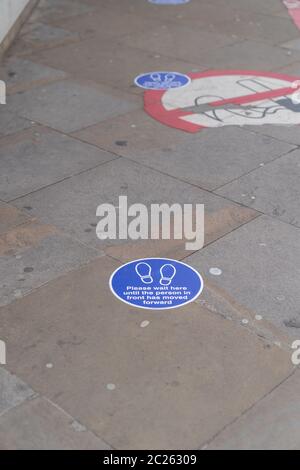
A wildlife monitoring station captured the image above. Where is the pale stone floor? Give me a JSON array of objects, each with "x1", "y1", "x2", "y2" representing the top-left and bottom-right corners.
[{"x1": 0, "y1": 0, "x2": 300, "y2": 450}]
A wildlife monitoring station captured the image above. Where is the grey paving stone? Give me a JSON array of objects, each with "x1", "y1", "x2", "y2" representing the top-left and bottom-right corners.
[
  {"x1": 0, "y1": 224, "x2": 102, "y2": 307},
  {"x1": 128, "y1": 127, "x2": 294, "y2": 191},
  {"x1": 21, "y1": 22, "x2": 78, "y2": 44},
  {"x1": 29, "y1": 37, "x2": 205, "y2": 93},
  {"x1": 7, "y1": 80, "x2": 138, "y2": 133},
  {"x1": 0, "y1": 110, "x2": 32, "y2": 137},
  {"x1": 280, "y1": 38, "x2": 300, "y2": 51},
  {"x1": 0, "y1": 257, "x2": 292, "y2": 449},
  {"x1": 0, "y1": 202, "x2": 31, "y2": 235},
  {"x1": 30, "y1": 0, "x2": 92, "y2": 23},
  {"x1": 208, "y1": 371, "x2": 300, "y2": 450},
  {"x1": 246, "y1": 125, "x2": 300, "y2": 146},
  {"x1": 0, "y1": 367, "x2": 35, "y2": 415},
  {"x1": 52, "y1": 7, "x2": 163, "y2": 39},
  {"x1": 0, "y1": 128, "x2": 116, "y2": 201},
  {"x1": 191, "y1": 41, "x2": 300, "y2": 70},
  {"x1": 276, "y1": 61, "x2": 300, "y2": 76},
  {"x1": 228, "y1": 0, "x2": 285, "y2": 14},
  {"x1": 14, "y1": 158, "x2": 258, "y2": 250},
  {"x1": 0, "y1": 58, "x2": 66, "y2": 94},
  {"x1": 0, "y1": 397, "x2": 110, "y2": 450},
  {"x1": 216, "y1": 149, "x2": 300, "y2": 227},
  {"x1": 122, "y1": 23, "x2": 239, "y2": 63},
  {"x1": 186, "y1": 216, "x2": 300, "y2": 336},
  {"x1": 207, "y1": 13, "x2": 299, "y2": 45}
]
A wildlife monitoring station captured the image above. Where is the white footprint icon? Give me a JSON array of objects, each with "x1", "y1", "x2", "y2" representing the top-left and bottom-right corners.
[
  {"x1": 160, "y1": 264, "x2": 176, "y2": 286},
  {"x1": 135, "y1": 262, "x2": 153, "y2": 284}
]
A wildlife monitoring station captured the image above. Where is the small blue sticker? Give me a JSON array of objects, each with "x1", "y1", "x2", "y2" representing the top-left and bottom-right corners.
[
  {"x1": 134, "y1": 71, "x2": 191, "y2": 90},
  {"x1": 110, "y1": 258, "x2": 203, "y2": 310},
  {"x1": 148, "y1": 0, "x2": 190, "y2": 4}
]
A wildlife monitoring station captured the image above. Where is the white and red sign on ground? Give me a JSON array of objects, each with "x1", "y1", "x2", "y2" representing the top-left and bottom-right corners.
[
  {"x1": 283, "y1": 0, "x2": 300, "y2": 30},
  {"x1": 144, "y1": 70, "x2": 300, "y2": 133}
]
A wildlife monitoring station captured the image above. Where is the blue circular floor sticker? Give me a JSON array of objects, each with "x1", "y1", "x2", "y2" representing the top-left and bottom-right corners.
[
  {"x1": 134, "y1": 72, "x2": 191, "y2": 90},
  {"x1": 110, "y1": 258, "x2": 203, "y2": 310},
  {"x1": 148, "y1": 0, "x2": 190, "y2": 4}
]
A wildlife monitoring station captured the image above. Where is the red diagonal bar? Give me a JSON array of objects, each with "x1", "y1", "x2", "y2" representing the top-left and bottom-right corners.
[{"x1": 210, "y1": 86, "x2": 298, "y2": 107}]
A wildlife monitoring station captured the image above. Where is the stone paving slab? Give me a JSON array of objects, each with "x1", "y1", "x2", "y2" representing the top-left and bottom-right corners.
[
  {"x1": 6, "y1": 80, "x2": 139, "y2": 133},
  {"x1": 0, "y1": 221, "x2": 102, "y2": 307},
  {"x1": 126, "y1": 127, "x2": 295, "y2": 191},
  {"x1": 209, "y1": 13, "x2": 299, "y2": 45},
  {"x1": 29, "y1": 37, "x2": 206, "y2": 94},
  {"x1": 29, "y1": 0, "x2": 93, "y2": 24},
  {"x1": 0, "y1": 256, "x2": 293, "y2": 450},
  {"x1": 11, "y1": 22, "x2": 80, "y2": 56},
  {"x1": 186, "y1": 215, "x2": 300, "y2": 337},
  {"x1": 73, "y1": 109, "x2": 192, "y2": 155},
  {"x1": 1, "y1": 0, "x2": 299, "y2": 450},
  {"x1": 14, "y1": 158, "x2": 258, "y2": 253},
  {"x1": 122, "y1": 23, "x2": 239, "y2": 63},
  {"x1": 105, "y1": 204, "x2": 258, "y2": 263},
  {"x1": 184, "y1": 40, "x2": 300, "y2": 70},
  {"x1": 280, "y1": 37, "x2": 300, "y2": 51},
  {"x1": 0, "y1": 367, "x2": 35, "y2": 416},
  {"x1": 276, "y1": 61, "x2": 300, "y2": 75},
  {"x1": 0, "y1": 202, "x2": 31, "y2": 235},
  {"x1": 52, "y1": 8, "x2": 165, "y2": 39},
  {"x1": 222, "y1": 0, "x2": 285, "y2": 15},
  {"x1": 245, "y1": 125, "x2": 300, "y2": 146},
  {"x1": 92, "y1": 0, "x2": 259, "y2": 24},
  {"x1": 0, "y1": 110, "x2": 33, "y2": 138},
  {"x1": 0, "y1": 397, "x2": 110, "y2": 450},
  {"x1": 216, "y1": 148, "x2": 300, "y2": 227},
  {"x1": 0, "y1": 58, "x2": 66, "y2": 94},
  {"x1": 207, "y1": 370, "x2": 300, "y2": 450},
  {"x1": 0, "y1": 127, "x2": 116, "y2": 201}
]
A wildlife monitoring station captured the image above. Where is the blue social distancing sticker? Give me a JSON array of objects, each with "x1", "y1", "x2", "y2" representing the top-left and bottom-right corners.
[
  {"x1": 134, "y1": 72, "x2": 191, "y2": 90},
  {"x1": 110, "y1": 258, "x2": 203, "y2": 310},
  {"x1": 148, "y1": 0, "x2": 190, "y2": 4}
]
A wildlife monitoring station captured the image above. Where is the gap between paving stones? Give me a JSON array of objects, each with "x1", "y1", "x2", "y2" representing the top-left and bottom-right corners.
[
  {"x1": 199, "y1": 367, "x2": 298, "y2": 450},
  {"x1": 0, "y1": 367, "x2": 113, "y2": 449},
  {"x1": 212, "y1": 144, "x2": 299, "y2": 192}
]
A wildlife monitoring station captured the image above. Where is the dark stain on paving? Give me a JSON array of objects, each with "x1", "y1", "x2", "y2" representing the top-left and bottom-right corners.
[
  {"x1": 284, "y1": 318, "x2": 300, "y2": 329},
  {"x1": 115, "y1": 140, "x2": 128, "y2": 147},
  {"x1": 23, "y1": 267, "x2": 34, "y2": 273}
]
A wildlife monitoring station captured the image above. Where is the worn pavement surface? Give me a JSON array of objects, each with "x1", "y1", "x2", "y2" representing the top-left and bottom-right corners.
[{"x1": 0, "y1": 0, "x2": 300, "y2": 450}]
